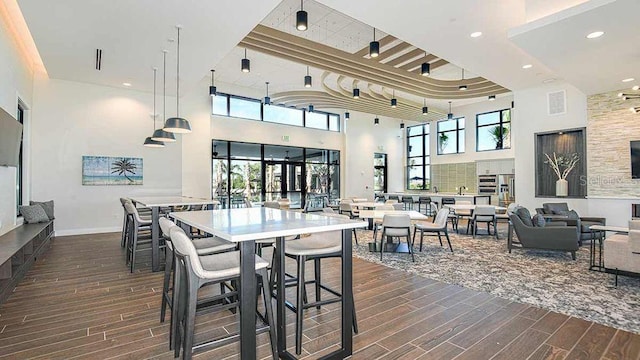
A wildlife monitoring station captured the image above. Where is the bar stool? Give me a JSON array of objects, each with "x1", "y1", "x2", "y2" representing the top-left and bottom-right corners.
[
  {"x1": 401, "y1": 195, "x2": 414, "y2": 210},
  {"x1": 159, "y1": 218, "x2": 237, "y2": 327},
  {"x1": 170, "y1": 227, "x2": 277, "y2": 360},
  {"x1": 123, "y1": 202, "x2": 154, "y2": 272},
  {"x1": 418, "y1": 196, "x2": 432, "y2": 215},
  {"x1": 280, "y1": 213, "x2": 358, "y2": 355},
  {"x1": 119, "y1": 198, "x2": 131, "y2": 248}
]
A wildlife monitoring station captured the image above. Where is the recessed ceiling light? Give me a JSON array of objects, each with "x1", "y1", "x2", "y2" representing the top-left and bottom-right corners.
[
  {"x1": 633, "y1": 85, "x2": 640, "y2": 91},
  {"x1": 522, "y1": 64, "x2": 533, "y2": 69},
  {"x1": 586, "y1": 31, "x2": 604, "y2": 39},
  {"x1": 122, "y1": 82, "x2": 131, "y2": 87},
  {"x1": 622, "y1": 78, "x2": 635, "y2": 83},
  {"x1": 470, "y1": 31, "x2": 482, "y2": 38}
]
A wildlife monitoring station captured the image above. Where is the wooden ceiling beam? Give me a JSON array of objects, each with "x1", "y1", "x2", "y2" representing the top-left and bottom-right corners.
[
  {"x1": 400, "y1": 54, "x2": 440, "y2": 71},
  {"x1": 374, "y1": 42, "x2": 413, "y2": 62},
  {"x1": 383, "y1": 49, "x2": 425, "y2": 67}
]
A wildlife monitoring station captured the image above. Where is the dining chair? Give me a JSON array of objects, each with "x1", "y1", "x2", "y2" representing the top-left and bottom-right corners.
[
  {"x1": 372, "y1": 204, "x2": 395, "y2": 241},
  {"x1": 456, "y1": 200, "x2": 474, "y2": 233},
  {"x1": 413, "y1": 208, "x2": 453, "y2": 252},
  {"x1": 495, "y1": 203, "x2": 518, "y2": 239},
  {"x1": 469, "y1": 205, "x2": 497, "y2": 238},
  {"x1": 170, "y1": 227, "x2": 277, "y2": 360},
  {"x1": 379, "y1": 213, "x2": 414, "y2": 262}
]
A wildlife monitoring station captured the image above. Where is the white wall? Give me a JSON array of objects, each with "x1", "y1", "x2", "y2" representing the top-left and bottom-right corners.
[
  {"x1": 513, "y1": 81, "x2": 588, "y2": 213},
  {"x1": 430, "y1": 96, "x2": 515, "y2": 165},
  {"x1": 0, "y1": 13, "x2": 34, "y2": 235},
  {"x1": 30, "y1": 77, "x2": 182, "y2": 235}
]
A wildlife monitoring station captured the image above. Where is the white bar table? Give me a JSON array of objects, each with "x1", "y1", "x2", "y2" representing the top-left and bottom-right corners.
[
  {"x1": 130, "y1": 196, "x2": 219, "y2": 271},
  {"x1": 169, "y1": 208, "x2": 367, "y2": 360},
  {"x1": 359, "y1": 210, "x2": 428, "y2": 253}
]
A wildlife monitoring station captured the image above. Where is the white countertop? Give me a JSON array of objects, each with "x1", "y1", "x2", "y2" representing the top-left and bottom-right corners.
[
  {"x1": 358, "y1": 210, "x2": 429, "y2": 220},
  {"x1": 169, "y1": 208, "x2": 367, "y2": 242},
  {"x1": 131, "y1": 196, "x2": 219, "y2": 207}
]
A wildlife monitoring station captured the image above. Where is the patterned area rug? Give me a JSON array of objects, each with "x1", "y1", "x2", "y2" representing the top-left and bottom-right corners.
[{"x1": 352, "y1": 225, "x2": 640, "y2": 334}]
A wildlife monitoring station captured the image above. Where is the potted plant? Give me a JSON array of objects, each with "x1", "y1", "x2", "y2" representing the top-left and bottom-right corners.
[{"x1": 544, "y1": 152, "x2": 580, "y2": 197}]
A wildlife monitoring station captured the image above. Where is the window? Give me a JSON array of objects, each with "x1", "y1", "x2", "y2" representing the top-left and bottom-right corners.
[
  {"x1": 329, "y1": 114, "x2": 340, "y2": 132},
  {"x1": 229, "y1": 96, "x2": 261, "y2": 120},
  {"x1": 211, "y1": 94, "x2": 228, "y2": 116},
  {"x1": 305, "y1": 111, "x2": 328, "y2": 130},
  {"x1": 437, "y1": 118, "x2": 465, "y2": 154},
  {"x1": 476, "y1": 109, "x2": 511, "y2": 151},
  {"x1": 16, "y1": 104, "x2": 24, "y2": 212},
  {"x1": 263, "y1": 105, "x2": 303, "y2": 126},
  {"x1": 374, "y1": 153, "x2": 387, "y2": 195},
  {"x1": 406, "y1": 124, "x2": 430, "y2": 190}
]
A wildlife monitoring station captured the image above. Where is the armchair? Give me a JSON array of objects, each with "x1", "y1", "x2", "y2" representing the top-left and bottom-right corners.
[
  {"x1": 509, "y1": 208, "x2": 579, "y2": 260},
  {"x1": 603, "y1": 220, "x2": 640, "y2": 285},
  {"x1": 536, "y1": 202, "x2": 606, "y2": 245}
]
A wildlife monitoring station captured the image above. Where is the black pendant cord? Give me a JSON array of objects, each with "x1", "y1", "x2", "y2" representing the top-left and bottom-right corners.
[
  {"x1": 153, "y1": 67, "x2": 157, "y2": 131},
  {"x1": 176, "y1": 27, "x2": 181, "y2": 117},
  {"x1": 163, "y1": 50, "x2": 167, "y2": 124},
  {"x1": 373, "y1": 28, "x2": 376, "y2": 41}
]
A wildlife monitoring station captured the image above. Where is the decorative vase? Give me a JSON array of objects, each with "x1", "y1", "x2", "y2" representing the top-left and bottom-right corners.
[{"x1": 556, "y1": 178, "x2": 568, "y2": 197}]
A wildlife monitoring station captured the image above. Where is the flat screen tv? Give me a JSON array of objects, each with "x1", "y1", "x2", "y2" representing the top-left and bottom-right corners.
[
  {"x1": 0, "y1": 107, "x2": 23, "y2": 167},
  {"x1": 631, "y1": 141, "x2": 640, "y2": 179}
]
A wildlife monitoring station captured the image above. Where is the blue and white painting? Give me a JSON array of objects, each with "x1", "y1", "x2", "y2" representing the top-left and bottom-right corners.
[{"x1": 82, "y1": 156, "x2": 143, "y2": 185}]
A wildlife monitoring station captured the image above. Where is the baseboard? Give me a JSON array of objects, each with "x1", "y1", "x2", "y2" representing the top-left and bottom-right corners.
[{"x1": 54, "y1": 226, "x2": 121, "y2": 237}]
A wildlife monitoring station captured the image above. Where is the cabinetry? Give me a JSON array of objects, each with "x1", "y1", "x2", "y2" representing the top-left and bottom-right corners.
[{"x1": 476, "y1": 159, "x2": 514, "y2": 175}]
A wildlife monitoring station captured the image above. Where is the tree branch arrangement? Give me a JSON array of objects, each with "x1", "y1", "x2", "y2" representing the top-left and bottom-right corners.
[{"x1": 544, "y1": 152, "x2": 580, "y2": 180}]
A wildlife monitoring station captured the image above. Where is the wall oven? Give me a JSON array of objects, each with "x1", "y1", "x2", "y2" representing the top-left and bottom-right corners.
[{"x1": 477, "y1": 175, "x2": 497, "y2": 194}]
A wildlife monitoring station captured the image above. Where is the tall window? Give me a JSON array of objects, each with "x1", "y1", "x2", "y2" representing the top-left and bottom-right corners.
[
  {"x1": 406, "y1": 124, "x2": 430, "y2": 190},
  {"x1": 16, "y1": 104, "x2": 24, "y2": 212},
  {"x1": 476, "y1": 109, "x2": 511, "y2": 151},
  {"x1": 437, "y1": 117, "x2": 465, "y2": 155},
  {"x1": 374, "y1": 153, "x2": 387, "y2": 195}
]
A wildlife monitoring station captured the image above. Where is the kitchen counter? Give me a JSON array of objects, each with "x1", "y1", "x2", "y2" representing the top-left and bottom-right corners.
[{"x1": 380, "y1": 193, "x2": 492, "y2": 205}]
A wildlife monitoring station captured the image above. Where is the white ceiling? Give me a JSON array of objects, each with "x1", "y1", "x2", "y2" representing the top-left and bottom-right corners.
[{"x1": 15, "y1": 0, "x2": 638, "y2": 107}]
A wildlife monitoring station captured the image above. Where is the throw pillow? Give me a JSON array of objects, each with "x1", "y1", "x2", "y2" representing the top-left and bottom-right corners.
[
  {"x1": 20, "y1": 205, "x2": 50, "y2": 223},
  {"x1": 556, "y1": 209, "x2": 580, "y2": 219},
  {"x1": 30, "y1": 200, "x2": 55, "y2": 220},
  {"x1": 514, "y1": 207, "x2": 534, "y2": 227},
  {"x1": 532, "y1": 214, "x2": 546, "y2": 227}
]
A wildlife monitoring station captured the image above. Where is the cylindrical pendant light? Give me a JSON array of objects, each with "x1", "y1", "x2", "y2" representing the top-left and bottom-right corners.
[
  {"x1": 308, "y1": 104, "x2": 314, "y2": 112},
  {"x1": 304, "y1": 66, "x2": 312, "y2": 87},
  {"x1": 421, "y1": 53, "x2": 430, "y2": 76},
  {"x1": 164, "y1": 25, "x2": 192, "y2": 133},
  {"x1": 400, "y1": 122, "x2": 405, "y2": 129},
  {"x1": 488, "y1": 95, "x2": 496, "y2": 101},
  {"x1": 390, "y1": 90, "x2": 397, "y2": 108},
  {"x1": 353, "y1": 88, "x2": 360, "y2": 99},
  {"x1": 374, "y1": 116, "x2": 379, "y2": 125},
  {"x1": 153, "y1": 51, "x2": 176, "y2": 142},
  {"x1": 345, "y1": 111, "x2": 350, "y2": 120},
  {"x1": 145, "y1": 67, "x2": 165, "y2": 148},
  {"x1": 422, "y1": 98, "x2": 429, "y2": 115},
  {"x1": 241, "y1": 48, "x2": 250, "y2": 73},
  {"x1": 264, "y1": 82, "x2": 270, "y2": 105},
  {"x1": 458, "y1": 69, "x2": 468, "y2": 91},
  {"x1": 369, "y1": 28, "x2": 380, "y2": 58},
  {"x1": 209, "y1": 69, "x2": 216, "y2": 96},
  {"x1": 447, "y1": 101, "x2": 453, "y2": 120},
  {"x1": 296, "y1": 0, "x2": 308, "y2": 31}
]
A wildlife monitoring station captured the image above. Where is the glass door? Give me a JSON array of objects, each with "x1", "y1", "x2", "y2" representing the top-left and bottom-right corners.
[
  {"x1": 264, "y1": 161, "x2": 283, "y2": 202},
  {"x1": 264, "y1": 161, "x2": 304, "y2": 208},
  {"x1": 374, "y1": 153, "x2": 387, "y2": 199}
]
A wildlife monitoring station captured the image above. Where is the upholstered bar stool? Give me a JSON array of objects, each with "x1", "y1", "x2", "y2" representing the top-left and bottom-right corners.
[
  {"x1": 281, "y1": 213, "x2": 358, "y2": 355},
  {"x1": 170, "y1": 227, "x2": 277, "y2": 360},
  {"x1": 123, "y1": 202, "x2": 154, "y2": 272},
  {"x1": 159, "y1": 218, "x2": 236, "y2": 326},
  {"x1": 418, "y1": 196, "x2": 432, "y2": 215},
  {"x1": 120, "y1": 198, "x2": 131, "y2": 248}
]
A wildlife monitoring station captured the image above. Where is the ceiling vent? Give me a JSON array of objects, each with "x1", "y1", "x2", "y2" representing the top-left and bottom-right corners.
[
  {"x1": 95, "y1": 49, "x2": 102, "y2": 70},
  {"x1": 547, "y1": 90, "x2": 566, "y2": 115}
]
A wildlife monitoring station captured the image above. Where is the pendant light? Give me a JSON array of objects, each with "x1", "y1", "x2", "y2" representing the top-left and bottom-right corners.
[
  {"x1": 144, "y1": 67, "x2": 165, "y2": 148},
  {"x1": 374, "y1": 116, "x2": 379, "y2": 125},
  {"x1": 241, "y1": 48, "x2": 250, "y2": 73},
  {"x1": 422, "y1": 99, "x2": 429, "y2": 115},
  {"x1": 264, "y1": 82, "x2": 270, "y2": 105},
  {"x1": 163, "y1": 26, "x2": 192, "y2": 133},
  {"x1": 304, "y1": 66, "x2": 312, "y2": 88},
  {"x1": 209, "y1": 69, "x2": 216, "y2": 96},
  {"x1": 447, "y1": 101, "x2": 453, "y2": 120},
  {"x1": 212, "y1": 144, "x2": 218, "y2": 157},
  {"x1": 353, "y1": 88, "x2": 360, "y2": 99},
  {"x1": 420, "y1": 53, "x2": 430, "y2": 76},
  {"x1": 308, "y1": 104, "x2": 314, "y2": 112},
  {"x1": 390, "y1": 90, "x2": 397, "y2": 108},
  {"x1": 458, "y1": 69, "x2": 468, "y2": 91},
  {"x1": 285, "y1": 150, "x2": 290, "y2": 161},
  {"x1": 369, "y1": 28, "x2": 380, "y2": 58},
  {"x1": 296, "y1": 0, "x2": 308, "y2": 31},
  {"x1": 152, "y1": 50, "x2": 176, "y2": 142},
  {"x1": 400, "y1": 122, "x2": 405, "y2": 129},
  {"x1": 345, "y1": 111, "x2": 350, "y2": 120},
  {"x1": 488, "y1": 95, "x2": 496, "y2": 101}
]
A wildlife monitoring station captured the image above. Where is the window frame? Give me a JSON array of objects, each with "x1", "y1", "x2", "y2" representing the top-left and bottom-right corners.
[
  {"x1": 437, "y1": 117, "x2": 465, "y2": 155},
  {"x1": 406, "y1": 124, "x2": 430, "y2": 190},
  {"x1": 16, "y1": 104, "x2": 24, "y2": 212},
  {"x1": 475, "y1": 108, "x2": 511, "y2": 152}
]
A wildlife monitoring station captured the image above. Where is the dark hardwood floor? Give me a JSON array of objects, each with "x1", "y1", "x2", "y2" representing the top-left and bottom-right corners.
[{"x1": 0, "y1": 232, "x2": 638, "y2": 359}]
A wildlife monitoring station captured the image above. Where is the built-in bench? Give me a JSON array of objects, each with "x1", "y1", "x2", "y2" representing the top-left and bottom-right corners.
[{"x1": 0, "y1": 221, "x2": 53, "y2": 304}]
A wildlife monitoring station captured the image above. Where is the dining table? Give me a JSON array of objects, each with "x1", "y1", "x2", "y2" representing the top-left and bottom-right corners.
[
  {"x1": 443, "y1": 204, "x2": 506, "y2": 235},
  {"x1": 129, "y1": 196, "x2": 219, "y2": 272},
  {"x1": 169, "y1": 207, "x2": 367, "y2": 360},
  {"x1": 359, "y1": 210, "x2": 429, "y2": 253}
]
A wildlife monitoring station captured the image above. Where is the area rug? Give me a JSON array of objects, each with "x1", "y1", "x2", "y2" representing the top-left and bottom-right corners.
[{"x1": 352, "y1": 226, "x2": 640, "y2": 334}]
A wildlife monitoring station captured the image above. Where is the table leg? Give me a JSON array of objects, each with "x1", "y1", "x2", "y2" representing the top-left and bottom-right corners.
[
  {"x1": 151, "y1": 206, "x2": 160, "y2": 272},
  {"x1": 275, "y1": 236, "x2": 287, "y2": 357},
  {"x1": 239, "y1": 240, "x2": 257, "y2": 360},
  {"x1": 340, "y1": 229, "x2": 353, "y2": 356}
]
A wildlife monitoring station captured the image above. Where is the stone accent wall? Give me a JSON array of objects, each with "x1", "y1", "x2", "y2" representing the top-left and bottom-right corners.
[
  {"x1": 587, "y1": 89, "x2": 640, "y2": 196},
  {"x1": 431, "y1": 162, "x2": 477, "y2": 193}
]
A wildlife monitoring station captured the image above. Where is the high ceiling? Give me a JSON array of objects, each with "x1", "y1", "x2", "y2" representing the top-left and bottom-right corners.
[{"x1": 13, "y1": 0, "x2": 640, "y2": 115}]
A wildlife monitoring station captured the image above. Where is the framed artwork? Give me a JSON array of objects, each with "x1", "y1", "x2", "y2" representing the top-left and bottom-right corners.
[
  {"x1": 535, "y1": 128, "x2": 586, "y2": 198},
  {"x1": 82, "y1": 156, "x2": 143, "y2": 185}
]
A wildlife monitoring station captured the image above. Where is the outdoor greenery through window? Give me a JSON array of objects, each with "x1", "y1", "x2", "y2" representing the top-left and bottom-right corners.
[
  {"x1": 406, "y1": 124, "x2": 430, "y2": 190},
  {"x1": 211, "y1": 92, "x2": 340, "y2": 132},
  {"x1": 437, "y1": 117, "x2": 465, "y2": 155},
  {"x1": 476, "y1": 109, "x2": 511, "y2": 151}
]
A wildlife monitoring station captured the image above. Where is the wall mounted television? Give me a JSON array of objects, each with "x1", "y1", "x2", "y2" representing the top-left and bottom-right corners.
[
  {"x1": 0, "y1": 107, "x2": 23, "y2": 167},
  {"x1": 631, "y1": 140, "x2": 640, "y2": 179}
]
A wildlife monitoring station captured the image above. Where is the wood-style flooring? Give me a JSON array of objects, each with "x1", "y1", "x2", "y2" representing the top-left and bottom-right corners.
[{"x1": 0, "y1": 232, "x2": 639, "y2": 359}]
